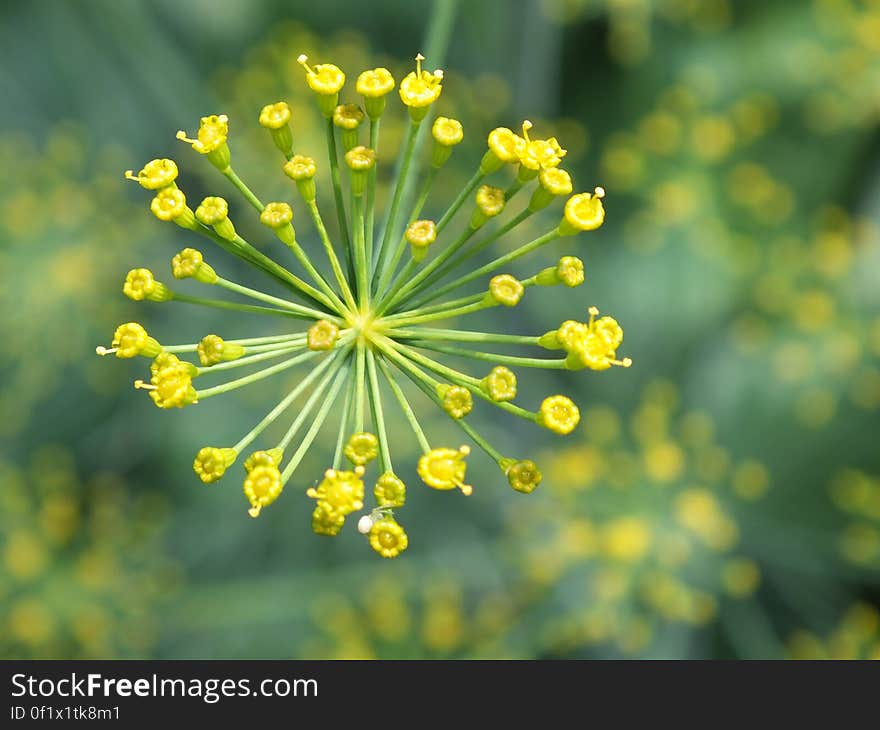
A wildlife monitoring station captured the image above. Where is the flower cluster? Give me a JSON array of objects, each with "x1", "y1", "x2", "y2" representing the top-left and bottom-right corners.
[{"x1": 101, "y1": 52, "x2": 630, "y2": 558}]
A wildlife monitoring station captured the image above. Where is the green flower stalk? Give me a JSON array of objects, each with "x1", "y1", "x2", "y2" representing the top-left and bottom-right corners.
[{"x1": 103, "y1": 49, "x2": 631, "y2": 559}]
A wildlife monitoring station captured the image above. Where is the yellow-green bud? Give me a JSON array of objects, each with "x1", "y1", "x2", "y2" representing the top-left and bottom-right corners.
[
  {"x1": 431, "y1": 116, "x2": 463, "y2": 168},
  {"x1": 333, "y1": 104, "x2": 365, "y2": 151},
  {"x1": 357, "y1": 67, "x2": 395, "y2": 120},
  {"x1": 150, "y1": 187, "x2": 198, "y2": 230},
  {"x1": 405, "y1": 219, "x2": 437, "y2": 262},
  {"x1": 259, "y1": 102, "x2": 293, "y2": 156},
  {"x1": 283, "y1": 155, "x2": 317, "y2": 203},
  {"x1": 344, "y1": 432, "x2": 379, "y2": 466},
  {"x1": 123, "y1": 268, "x2": 173, "y2": 302},
  {"x1": 558, "y1": 188, "x2": 606, "y2": 236},
  {"x1": 529, "y1": 168, "x2": 573, "y2": 212},
  {"x1": 193, "y1": 447, "x2": 238, "y2": 484},
  {"x1": 260, "y1": 202, "x2": 296, "y2": 246},
  {"x1": 307, "y1": 319, "x2": 339, "y2": 351},
  {"x1": 485, "y1": 274, "x2": 524, "y2": 307},
  {"x1": 374, "y1": 471, "x2": 406, "y2": 507},
  {"x1": 481, "y1": 366, "x2": 517, "y2": 402},
  {"x1": 195, "y1": 196, "x2": 236, "y2": 240},
  {"x1": 171, "y1": 248, "x2": 218, "y2": 284},
  {"x1": 500, "y1": 458, "x2": 542, "y2": 494},
  {"x1": 536, "y1": 255, "x2": 584, "y2": 287},
  {"x1": 470, "y1": 185, "x2": 505, "y2": 229},
  {"x1": 344, "y1": 145, "x2": 376, "y2": 196},
  {"x1": 197, "y1": 334, "x2": 246, "y2": 366},
  {"x1": 124, "y1": 158, "x2": 178, "y2": 190},
  {"x1": 436, "y1": 384, "x2": 473, "y2": 419}
]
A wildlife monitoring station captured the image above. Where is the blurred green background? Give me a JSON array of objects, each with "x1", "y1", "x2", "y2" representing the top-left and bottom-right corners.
[{"x1": 1, "y1": 0, "x2": 879, "y2": 659}]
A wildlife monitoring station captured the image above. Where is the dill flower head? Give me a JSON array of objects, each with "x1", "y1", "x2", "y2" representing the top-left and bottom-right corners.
[{"x1": 101, "y1": 49, "x2": 630, "y2": 558}]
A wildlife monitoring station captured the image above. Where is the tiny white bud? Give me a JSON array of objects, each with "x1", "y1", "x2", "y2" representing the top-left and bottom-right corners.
[{"x1": 357, "y1": 515, "x2": 374, "y2": 534}]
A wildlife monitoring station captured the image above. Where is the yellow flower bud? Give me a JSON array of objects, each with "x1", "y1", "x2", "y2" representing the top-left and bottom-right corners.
[
  {"x1": 481, "y1": 127, "x2": 526, "y2": 174},
  {"x1": 369, "y1": 516, "x2": 408, "y2": 558},
  {"x1": 298, "y1": 55, "x2": 345, "y2": 117},
  {"x1": 259, "y1": 101, "x2": 291, "y2": 130},
  {"x1": 123, "y1": 268, "x2": 173, "y2": 302},
  {"x1": 244, "y1": 448, "x2": 284, "y2": 471},
  {"x1": 469, "y1": 184, "x2": 505, "y2": 229},
  {"x1": 374, "y1": 471, "x2": 406, "y2": 507},
  {"x1": 334, "y1": 104, "x2": 365, "y2": 151},
  {"x1": 357, "y1": 67, "x2": 396, "y2": 119},
  {"x1": 557, "y1": 256, "x2": 585, "y2": 287},
  {"x1": 311, "y1": 502, "x2": 345, "y2": 536},
  {"x1": 563, "y1": 307, "x2": 631, "y2": 371},
  {"x1": 284, "y1": 155, "x2": 317, "y2": 181},
  {"x1": 124, "y1": 158, "x2": 178, "y2": 190},
  {"x1": 193, "y1": 447, "x2": 237, "y2": 484},
  {"x1": 260, "y1": 202, "x2": 296, "y2": 245},
  {"x1": 344, "y1": 432, "x2": 379, "y2": 465},
  {"x1": 97, "y1": 322, "x2": 161, "y2": 359},
  {"x1": 306, "y1": 467, "x2": 365, "y2": 517},
  {"x1": 243, "y1": 462, "x2": 283, "y2": 518},
  {"x1": 502, "y1": 458, "x2": 543, "y2": 494},
  {"x1": 431, "y1": 116, "x2": 463, "y2": 167},
  {"x1": 171, "y1": 248, "x2": 218, "y2": 284},
  {"x1": 405, "y1": 219, "x2": 437, "y2": 261},
  {"x1": 559, "y1": 188, "x2": 606, "y2": 235},
  {"x1": 197, "y1": 334, "x2": 245, "y2": 366},
  {"x1": 487, "y1": 274, "x2": 524, "y2": 307},
  {"x1": 437, "y1": 384, "x2": 473, "y2": 419},
  {"x1": 176, "y1": 114, "x2": 230, "y2": 171},
  {"x1": 150, "y1": 187, "x2": 197, "y2": 229},
  {"x1": 283, "y1": 155, "x2": 318, "y2": 202},
  {"x1": 398, "y1": 53, "x2": 443, "y2": 121},
  {"x1": 537, "y1": 256, "x2": 584, "y2": 287},
  {"x1": 344, "y1": 146, "x2": 376, "y2": 196},
  {"x1": 481, "y1": 366, "x2": 517, "y2": 402},
  {"x1": 194, "y1": 196, "x2": 228, "y2": 225},
  {"x1": 538, "y1": 395, "x2": 580, "y2": 434},
  {"x1": 307, "y1": 319, "x2": 339, "y2": 351},
  {"x1": 417, "y1": 446, "x2": 472, "y2": 495},
  {"x1": 529, "y1": 168, "x2": 573, "y2": 211}
]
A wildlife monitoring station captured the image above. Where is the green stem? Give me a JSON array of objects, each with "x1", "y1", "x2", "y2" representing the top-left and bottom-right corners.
[
  {"x1": 232, "y1": 348, "x2": 347, "y2": 453},
  {"x1": 306, "y1": 199, "x2": 358, "y2": 312},
  {"x1": 381, "y1": 300, "x2": 491, "y2": 326},
  {"x1": 285, "y1": 239, "x2": 347, "y2": 314},
  {"x1": 352, "y1": 193, "x2": 368, "y2": 308},
  {"x1": 365, "y1": 118, "x2": 380, "y2": 272},
  {"x1": 169, "y1": 293, "x2": 313, "y2": 321},
  {"x1": 365, "y1": 348, "x2": 392, "y2": 473},
  {"x1": 382, "y1": 337, "x2": 537, "y2": 423},
  {"x1": 372, "y1": 119, "x2": 421, "y2": 282},
  {"x1": 325, "y1": 118, "x2": 353, "y2": 277},
  {"x1": 333, "y1": 373, "x2": 357, "y2": 469},
  {"x1": 377, "y1": 225, "x2": 471, "y2": 313},
  {"x1": 376, "y1": 355, "x2": 430, "y2": 454},
  {"x1": 276, "y1": 354, "x2": 346, "y2": 451},
  {"x1": 415, "y1": 229, "x2": 561, "y2": 303},
  {"x1": 386, "y1": 327, "x2": 540, "y2": 345},
  {"x1": 164, "y1": 333, "x2": 307, "y2": 354},
  {"x1": 196, "y1": 342, "x2": 306, "y2": 375},
  {"x1": 215, "y1": 277, "x2": 338, "y2": 321},
  {"x1": 354, "y1": 341, "x2": 366, "y2": 432},
  {"x1": 405, "y1": 209, "x2": 533, "y2": 308},
  {"x1": 394, "y1": 359, "x2": 505, "y2": 465},
  {"x1": 376, "y1": 257, "x2": 420, "y2": 311},
  {"x1": 196, "y1": 348, "x2": 324, "y2": 399},
  {"x1": 406, "y1": 341, "x2": 566, "y2": 369},
  {"x1": 194, "y1": 223, "x2": 324, "y2": 307},
  {"x1": 374, "y1": 165, "x2": 439, "y2": 297},
  {"x1": 436, "y1": 168, "x2": 483, "y2": 233},
  {"x1": 223, "y1": 166, "x2": 264, "y2": 212},
  {"x1": 280, "y1": 366, "x2": 349, "y2": 483}
]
